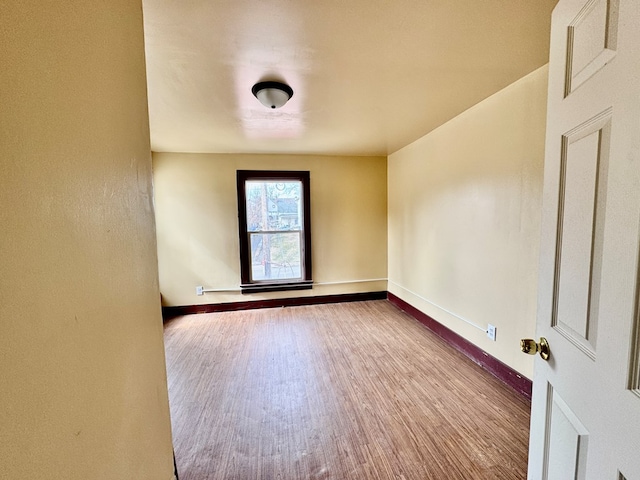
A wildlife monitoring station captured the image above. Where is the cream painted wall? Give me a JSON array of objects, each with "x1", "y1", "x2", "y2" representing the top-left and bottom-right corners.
[
  {"x1": 0, "y1": 2, "x2": 174, "y2": 479},
  {"x1": 388, "y1": 66, "x2": 549, "y2": 379},
  {"x1": 153, "y1": 153, "x2": 387, "y2": 306}
]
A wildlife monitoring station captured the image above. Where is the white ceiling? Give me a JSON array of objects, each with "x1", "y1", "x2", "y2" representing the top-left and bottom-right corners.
[{"x1": 143, "y1": 0, "x2": 557, "y2": 156}]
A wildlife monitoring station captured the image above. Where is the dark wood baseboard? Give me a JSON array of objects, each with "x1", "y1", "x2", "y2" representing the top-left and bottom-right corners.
[
  {"x1": 162, "y1": 291, "x2": 388, "y2": 320},
  {"x1": 387, "y1": 292, "x2": 532, "y2": 400}
]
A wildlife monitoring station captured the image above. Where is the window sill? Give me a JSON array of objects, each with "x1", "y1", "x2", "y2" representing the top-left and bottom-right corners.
[{"x1": 240, "y1": 281, "x2": 313, "y2": 294}]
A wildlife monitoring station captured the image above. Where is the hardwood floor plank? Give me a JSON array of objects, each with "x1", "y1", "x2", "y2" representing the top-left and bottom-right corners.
[{"x1": 164, "y1": 300, "x2": 530, "y2": 479}]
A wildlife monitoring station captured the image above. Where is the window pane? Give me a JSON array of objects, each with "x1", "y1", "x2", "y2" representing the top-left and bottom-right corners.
[
  {"x1": 245, "y1": 180, "x2": 302, "y2": 232},
  {"x1": 250, "y1": 232, "x2": 302, "y2": 281}
]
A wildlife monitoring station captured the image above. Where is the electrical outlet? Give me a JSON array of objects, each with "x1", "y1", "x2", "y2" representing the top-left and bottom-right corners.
[
  {"x1": 487, "y1": 324, "x2": 496, "y2": 341},
  {"x1": 196, "y1": 286, "x2": 204, "y2": 296}
]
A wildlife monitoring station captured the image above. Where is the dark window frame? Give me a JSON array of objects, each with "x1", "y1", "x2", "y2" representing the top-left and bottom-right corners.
[{"x1": 236, "y1": 170, "x2": 312, "y2": 294}]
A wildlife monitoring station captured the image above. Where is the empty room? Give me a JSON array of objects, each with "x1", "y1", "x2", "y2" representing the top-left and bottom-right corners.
[{"x1": 3, "y1": 0, "x2": 640, "y2": 479}]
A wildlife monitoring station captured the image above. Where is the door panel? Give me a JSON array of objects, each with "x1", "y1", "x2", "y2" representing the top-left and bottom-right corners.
[
  {"x1": 546, "y1": 387, "x2": 589, "y2": 480},
  {"x1": 553, "y1": 111, "x2": 611, "y2": 357},
  {"x1": 528, "y1": 0, "x2": 640, "y2": 478},
  {"x1": 565, "y1": 0, "x2": 618, "y2": 95}
]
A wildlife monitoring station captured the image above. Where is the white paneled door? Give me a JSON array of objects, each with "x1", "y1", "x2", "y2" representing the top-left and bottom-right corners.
[{"x1": 528, "y1": 0, "x2": 640, "y2": 478}]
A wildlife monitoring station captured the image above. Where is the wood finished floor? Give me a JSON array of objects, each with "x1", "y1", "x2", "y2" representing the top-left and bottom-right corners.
[{"x1": 164, "y1": 300, "x2": 530, "y2": 480}]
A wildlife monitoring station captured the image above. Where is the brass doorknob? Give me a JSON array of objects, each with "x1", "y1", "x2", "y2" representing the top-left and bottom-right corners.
[{"x1": 520, "y1": 337, "x2": 550, "y2": 361}]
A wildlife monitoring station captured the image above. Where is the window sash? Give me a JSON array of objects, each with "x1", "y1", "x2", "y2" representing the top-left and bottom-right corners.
[{"x1": 248, "y1": 231, "x2": 303, "y2": 283}]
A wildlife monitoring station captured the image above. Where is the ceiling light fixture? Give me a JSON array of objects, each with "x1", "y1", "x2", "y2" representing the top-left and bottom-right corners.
[{"x1": 251, "y1": 81, "x2": 294, "y2": 109}]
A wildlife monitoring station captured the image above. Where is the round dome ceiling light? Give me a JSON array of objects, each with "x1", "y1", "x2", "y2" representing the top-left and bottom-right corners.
[{"x1": 251, "y1": 81, "x2": 294, "y2": 109}]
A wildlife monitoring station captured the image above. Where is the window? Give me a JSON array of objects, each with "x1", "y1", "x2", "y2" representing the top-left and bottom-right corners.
[{"x1": 237, "y1": 170, "x2": 312, "y2": 293}]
